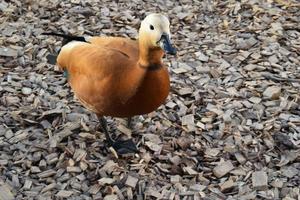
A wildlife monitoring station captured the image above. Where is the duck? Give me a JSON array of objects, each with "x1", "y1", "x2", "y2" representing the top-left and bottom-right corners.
[{"x1": 43, "y1": 13, "x2": 176, "y2": 155}]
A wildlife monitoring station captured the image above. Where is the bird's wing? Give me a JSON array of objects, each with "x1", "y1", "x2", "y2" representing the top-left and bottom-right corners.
[
  {"x1": 56, "y1": 41, "x2": 143, "y2": 114},
  {"x1": 87, "y1": 36, "x2": 139, "y2": 59}
]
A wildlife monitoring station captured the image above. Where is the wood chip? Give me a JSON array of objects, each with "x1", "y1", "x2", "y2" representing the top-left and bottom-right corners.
[
  {"x1": 56, "y1": 190, "x2": 73, "y2": 198},
  {"x1": 0, "y1": 47, "x2": 18, "y2": 57},
  {"x1": 98, "y1": 177, "x2": 115, "y2": 185},
  {"x1": 234, "y1": 152, "x2": 246, "y2": 164},
  {"x1": 170, "y1": 175, "x2": 181, "y2": 184},
  {"x1": 89, "y1": 184, "x2": 101, "y2": 195},
  {"x1": 213, "y1": 161, "x2": 234, "y2": 178},
  {"x1": 252, "y1": 171, "x2": 268, "y2": 190},
  {"x1": 66, "y1": 166, "x2": 82, "y2": 173},
  {"x1": 104, "y1": 194, "x2": 119, "y2": 200},
  {"x1": 41, "y1": 183, "x2": 56, "y2": 193},
  {"x1": 37, "y1": 169, "x2": 56, "y2": 178},
  {"x1": 220, "y1": 179, "x2": 235, "y2": 192},
  {"x1": 23, "y1": 179, "x2": 32, "y2": 190},
  {"x1": 125, "y1": 175, "x2": 139, "y2": 188},
  {"x1": 263, "y1": 86, "x2": 281, "y2": 100},
  {"x1": 0, "y1": 185, "x2": 14, "y2": 200}
]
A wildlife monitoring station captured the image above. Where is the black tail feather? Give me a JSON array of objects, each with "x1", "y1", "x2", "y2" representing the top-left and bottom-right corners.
[
  {"x1": 42, "y1": 32, "x2": 87, "y2": 46},
  {"x1": 46, "y1": 54, "x2": 58, "y2": 65},
  {"x1": 42, "y1": 32, "x2": 89, "y2": 65}
]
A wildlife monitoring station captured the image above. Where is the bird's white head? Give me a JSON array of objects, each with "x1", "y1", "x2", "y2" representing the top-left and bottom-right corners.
[{"x1": 139, "y1": 13, "x2": 176, "y2": 55}]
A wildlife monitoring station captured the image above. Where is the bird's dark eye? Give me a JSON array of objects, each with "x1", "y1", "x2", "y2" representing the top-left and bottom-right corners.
[{"x1": 150, "y1": 25, "x2": 154, "y2": 30}]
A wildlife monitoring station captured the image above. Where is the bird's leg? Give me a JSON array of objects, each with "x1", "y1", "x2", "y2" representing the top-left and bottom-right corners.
[
  {"x1": 127, "y1": 117, "x2": 132, "y2": 129},
  {"x1": 97, "y1": 116, "x2": 138, "y2": 155},
  {"x1": 98, "y1": 116, "x2": 114, "y2": 146}
]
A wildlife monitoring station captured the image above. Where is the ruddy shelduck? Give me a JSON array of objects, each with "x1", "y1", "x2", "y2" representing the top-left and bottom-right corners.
[{"x1": 44, "y1": 13, "x2": 176, "y2": 155}]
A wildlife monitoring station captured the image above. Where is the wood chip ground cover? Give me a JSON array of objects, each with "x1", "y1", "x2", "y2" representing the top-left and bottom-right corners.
[{"x1": 0, "y1": 0, "x2": 300, "y2": 199}]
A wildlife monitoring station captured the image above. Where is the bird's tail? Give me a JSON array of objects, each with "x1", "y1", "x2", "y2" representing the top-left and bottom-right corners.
[
  {"x1": 42, "y1": 32, "x2": 87, "y2": 46},
  {"x1": 42, "y1": 32, "x2": 88, "y2": 65}
]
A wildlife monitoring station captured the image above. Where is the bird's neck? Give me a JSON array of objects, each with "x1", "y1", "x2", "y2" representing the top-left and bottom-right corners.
[
  {"x1": 119, "y1": 37, "x2": 165, "y2": 104},
  {"x1": 138, "y1": 37, "x2": 164, "y2": 69}
]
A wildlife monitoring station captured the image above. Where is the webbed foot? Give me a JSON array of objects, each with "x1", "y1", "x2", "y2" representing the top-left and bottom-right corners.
[{"x1": 111, "y1": 138, "x2": 138, "y2": 154}]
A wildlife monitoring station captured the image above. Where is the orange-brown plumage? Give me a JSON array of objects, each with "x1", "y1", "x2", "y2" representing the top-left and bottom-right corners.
[
  {"x1": 57, "y1": 38, "x2": 170, "y2": 118},
  {"x1": 47, "y1": 13, "x2": 176, "y2": 154}
]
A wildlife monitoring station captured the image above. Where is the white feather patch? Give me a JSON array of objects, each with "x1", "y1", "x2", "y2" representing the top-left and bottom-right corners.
[
  {"x1": 61, "y1": 41, "x2": 85, "y2": 52},
  {"x1": 84, "y1": 36, "x2": 92, "y2": 42}
]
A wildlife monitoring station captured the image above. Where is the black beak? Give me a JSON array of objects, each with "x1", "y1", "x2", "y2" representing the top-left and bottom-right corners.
[{"x1": 158, "y1": 33, "x2": 177, "y2": 55}]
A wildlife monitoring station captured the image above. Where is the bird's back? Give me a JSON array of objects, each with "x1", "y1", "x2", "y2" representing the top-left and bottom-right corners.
[
  {"x1": 88, "y1": 36, "x2": 139, "y2": 59},
  {"x1": 56, "y1": 36, "x2": 148, "y2": 116}
]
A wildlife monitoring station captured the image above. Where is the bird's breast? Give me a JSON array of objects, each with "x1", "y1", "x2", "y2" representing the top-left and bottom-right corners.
[{"x1": 107, "y1": 67, "x2": 170, "y2": 117}]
